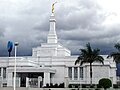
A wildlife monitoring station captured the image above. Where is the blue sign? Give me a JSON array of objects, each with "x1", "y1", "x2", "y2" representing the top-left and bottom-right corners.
[{"x1": 7, "y1": 41, "x2": 13, "y2": 52}]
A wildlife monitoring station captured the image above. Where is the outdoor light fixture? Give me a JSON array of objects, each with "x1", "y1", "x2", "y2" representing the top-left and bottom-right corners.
[{"x1": 14, "y1": 42, "x2": 19, "y2": 90}]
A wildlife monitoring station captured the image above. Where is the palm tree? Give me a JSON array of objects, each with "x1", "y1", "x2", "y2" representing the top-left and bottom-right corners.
[
  {"x1": 75, "y1": 43, "x2": 104, "y2": 85},
  {"x1": 107, "y1": 43, "x2": 120, "y2": 63}
]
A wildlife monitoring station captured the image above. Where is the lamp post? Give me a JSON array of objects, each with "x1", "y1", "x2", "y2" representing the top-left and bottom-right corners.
[{"x1": 14, "y1": 42, "x2": 19, "y2": 90}]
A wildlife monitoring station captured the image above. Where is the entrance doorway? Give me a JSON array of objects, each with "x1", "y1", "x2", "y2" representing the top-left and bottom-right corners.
[
  {"x1": 20, "y1": 74, "x2": 26, "y2": 87},
  {"x1": 18, "y1": 72, "x2": 44, "y2": 87}
]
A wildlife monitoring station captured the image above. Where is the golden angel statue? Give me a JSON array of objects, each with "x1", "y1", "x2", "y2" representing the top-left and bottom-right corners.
[{"x1": 52, "y1": 2, "x2": 57, "y2": 13}]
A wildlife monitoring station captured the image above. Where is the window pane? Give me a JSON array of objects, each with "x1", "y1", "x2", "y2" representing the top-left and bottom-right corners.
[
  {"x1": 80, "y1": 67, "x2": 83, "y2": 78},
  {"x1": 68, "y1": 67, "x2": 72, "y2": 79},
  {"x1": 0, "y1": 68, "x2": 1, "y2": 76},
  {"x1": 3, "y1": 68, "x2": 6, "y2": 78},
  {"x1": 74, "y1": 67, "x2": 78, "y2": 80}
]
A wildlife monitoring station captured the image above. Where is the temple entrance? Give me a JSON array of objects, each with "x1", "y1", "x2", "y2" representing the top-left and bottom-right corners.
[
  {"x1": 18, "y1": 72, "x2": 44, "y2": 87},
  {"x1": 20, "y1": 74, "x2": 26, "y2": 87},
  {"x1": 21, "y1": 77, "x2": 26, "y2": 87}
]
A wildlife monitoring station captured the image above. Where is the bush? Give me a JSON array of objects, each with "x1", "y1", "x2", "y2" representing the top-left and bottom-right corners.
[
  {"x1": 90, "y1": 85, "x2": 95, "y2": 88},
  {"x1": 113, "y1": 84, "x2": 119, "y2": 88},
  {"x1": 68, "y1": 84, "x2": 72, "y2": 88},
  {"x1": 44, "y1": 83, "x2": 65, "y2": 88},
  {"x1": 45, "y1": 83, "x2": 49, "y2": 88},
  {"x1": 82, "y1": 84, "x2": 86, "y2": 88},
  {"x1": 54, "y1": 83, "x2": 59, "y2": 88},
  {"x1": 99, "y1": 78, "x2": 112, "y2": 90},
  {"x1": 49, "y1": 83, "x2": 54, "y2": 88},
  {"x1": 95, "y1": 89, "x2": 101, "y2": 90},
  {"x1": 59, "y1": 83, "x2": 64, "y2": 88},
  {"x1": 96, "y1": 84, "x2": 102, "y2": 88}
]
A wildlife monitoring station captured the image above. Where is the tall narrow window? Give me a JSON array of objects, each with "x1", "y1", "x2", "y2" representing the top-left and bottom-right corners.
[
  {"x1": 74, "y1": 67, "x2": 78, "y2": 80},
  {"x1": 68, "y1": 67, "x2": 72, "y2": 79},
  {"x1": 80, "y1": 67, "x2": 83, "y2": 78},
  {"x1": 3, "y1": 68, "x2": 6, "y2": 78},
  {"x1": 0, "y1": 68, "x2": 1, "y2": 76}
]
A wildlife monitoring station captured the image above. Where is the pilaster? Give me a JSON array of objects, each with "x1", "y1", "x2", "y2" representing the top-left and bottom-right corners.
[
  {"x1": 78, "y1": 67, "x2": 80, "y2": 80},
  {"x1": 7, "y1": 72, "x2": 13, "y2": 87},
  {"x1": 43, "y1": 72, "x2": 50, "y2": 86},
  {"x1": 72, "y1": 67, "x2": 74, "y2": 80}
]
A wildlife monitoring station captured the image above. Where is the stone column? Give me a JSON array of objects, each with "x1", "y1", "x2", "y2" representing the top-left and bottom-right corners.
[
  {"x1": 26, "y1": 77, "x2": 29, "y2": 88},
  {"x1": 7, "y1": 72, "x2": 13, "y2": 87},
  {"x1": 64, "y1": 76, "x2": 69, "y2": 88},
  {"x1": 1, "y1": 68, "x2": 3, "y2": 79},
  {"x1": 78, "y1": 67, "x2": 80, "y2": 80},
  {"x1": 43, "y1": 72, "x2": 50, "y2": 86},
  {"x1": 66, "y1": 67, "x2": 68, "y2": 77},
  {"x1": 0, "y1": 68, "x2": 3, "y2": 87}
]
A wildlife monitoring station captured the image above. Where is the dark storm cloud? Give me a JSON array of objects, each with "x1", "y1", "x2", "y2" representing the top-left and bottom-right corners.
[
  {"x1": 0, "y1": 19, "x2": 6, "y2": 37},
  {"x1": 53, "y1": 0, "x2": 120, "y2": 55},
  {"x1": 0, "y1": 0, "x2": 120, "y2": 56},
  {"x1": 0, "y1": 28, "x2": 5, "y2": 37},
  {"x1": 56, "y1": 0, "x2": 104, "y2": 31}
]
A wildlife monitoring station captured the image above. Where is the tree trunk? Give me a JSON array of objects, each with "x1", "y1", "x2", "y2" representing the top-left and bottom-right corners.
[{"x1": 90, "y1": 63, "x2": 92, "y2": 85}]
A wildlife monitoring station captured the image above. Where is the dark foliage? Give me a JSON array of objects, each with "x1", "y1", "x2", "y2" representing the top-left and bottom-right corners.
[
  {"x1": 59, "y1": 82, "x2": 64, "y2": 88},
  {"x1": 68, "y1": 84, "x2": 72, "y2": 88},
  {"x1": 82, "y1": 84, "x2": 86, "y2": 88},
  {"x1": 46, "y1": 83, "x2": 49, "y2": 88},
  {"x1": 90, "y1": 85, "x2": 94, "y2": 88},
  {"x1": 75, "y1": 43, "x2": 104, "y2": 85},
  {"x1": 113, "y1": 84, "x2": 119, "y2": 88},
  {"x1": 44, "y1": 83, "x2": 64, "y2": 88},
  {"x1": 107, "y1": 43, "x2": 120, "y2": 63},
  {"x1": 99, "y1": 78, "x2": 112, "y2": 89},
  {"x1": 97, "y1": 84, "x2": 102, "y2": 88}
]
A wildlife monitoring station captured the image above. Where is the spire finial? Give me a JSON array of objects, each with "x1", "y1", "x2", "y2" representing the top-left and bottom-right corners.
[{"x1": 52, "y1": 2, "x2": 57, "y2": 13}]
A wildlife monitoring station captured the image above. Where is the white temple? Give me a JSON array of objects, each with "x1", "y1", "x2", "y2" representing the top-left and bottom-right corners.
[{"x1": 0, "y1": 11, "x2": 117, "y2": 87}]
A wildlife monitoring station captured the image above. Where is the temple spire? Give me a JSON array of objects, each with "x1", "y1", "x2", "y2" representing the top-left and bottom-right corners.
[
  {"x1": 47, "y1": 3, "x2": 58, "y2": 43},
  {"x1": 47, "y1": 9, "x2": 57, "y2": 43}
]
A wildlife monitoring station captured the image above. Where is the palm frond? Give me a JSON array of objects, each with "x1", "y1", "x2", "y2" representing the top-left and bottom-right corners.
[
  {"x1": 75, "y1": 56, "x2": 82, "y2": 65},
  {"x1": 75, "y1": 43, "x2": 104, "y2": 85},
  {"x1": 107, "y1": 43, "x2": 120, "y2": 63},
  {"x1": 75, "y1": 59, "x2": 79, "y2": 65},
  {"x1": 75, "y1": 43, "x2": 104, "y2": 65},
  {"x1": 115, "y1": 43, "x2": 120, "y2": 52},
  {"x1": 80, "y1": 60, "x2": 88, "y2": 66},
  {"x1": 95, "y1": 56, "x2": 104, "y2": 65},
  {"x1": 86, "y1": 43, "x2": 92, "y2": 54},
  {"x1": 107, "y1": 52, "x2": 120, "y2": 63}
]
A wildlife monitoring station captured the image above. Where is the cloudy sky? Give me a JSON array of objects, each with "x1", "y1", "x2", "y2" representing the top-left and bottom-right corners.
[{"x1": 0, "y1": 0, "x2": 120, "y2": 56}]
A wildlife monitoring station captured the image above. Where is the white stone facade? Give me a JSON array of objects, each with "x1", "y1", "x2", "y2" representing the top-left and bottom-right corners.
[{"x1": 0, "y1": 13, "x2": 117, "y2": 87}]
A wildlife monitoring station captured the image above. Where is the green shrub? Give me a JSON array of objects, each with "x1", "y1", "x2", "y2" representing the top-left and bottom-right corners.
[
  {"x1": 45, "y1": 83, "x2": 49, "y2": 88},
  {"x1": 90, "y1": 85, "x2": 94, "y2": 88},
  {"x1": 97, "y1": 84, "x2": 102, "y2": 88},
  {"x1": 95, "y1": 89, "x2": 101, "y2": 90},
  {"x1": 99, "y1": 78, "x2": 112, "y2": 90},
  {"x1": 49, "y1": 83, "x2": 53, "y2": 88},
  {"x1": 68, "y1": 84, "x2": 72, "y2": 88},
  {"x1": 113, "y1": 84, "x2": 119, "y2": 88},
  {"x1": 54, "y1": 83, "x2": 58, "y2": 88},
  {"x1": 82, "y1": 84, "x2": 86, "y2": 88},
  {"x1": 59, "y1": 82, "x2": 64, "y2": 88}
]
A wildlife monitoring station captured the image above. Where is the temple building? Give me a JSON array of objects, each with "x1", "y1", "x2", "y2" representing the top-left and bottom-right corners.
[{"x1": 0, "y1": 9, "x2": 117, "y2": 87}]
